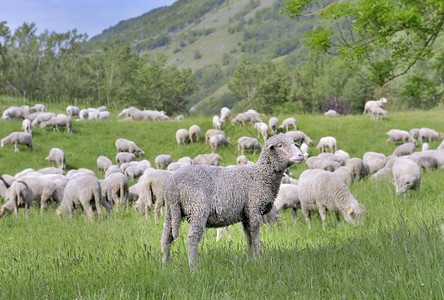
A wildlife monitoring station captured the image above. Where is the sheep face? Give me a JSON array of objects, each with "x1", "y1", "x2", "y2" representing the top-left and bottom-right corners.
[
  {"x1": 393, "y1": 176, "x2": 419, "y2": 196},
  {"x1": 262, "y1": 134, "x2": 304, "y2": 169},
  {"x1": 343, "y1": 203, "x2": 366, "y2": 225}
]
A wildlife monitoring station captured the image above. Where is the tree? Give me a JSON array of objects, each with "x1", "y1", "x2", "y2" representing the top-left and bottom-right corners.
[
  {"x1": 228, "y1": 57, "x2": 258, "y2": 109},
  {"x1": 283, "y1": 0, "x2": 444, "y2": 86}
]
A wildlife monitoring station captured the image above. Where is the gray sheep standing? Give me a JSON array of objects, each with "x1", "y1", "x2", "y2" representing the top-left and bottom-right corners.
[
  {"x1": 237, "y1": 136, "x2": 262, "y2": 155},
  {"x1": 46, "y1": 148, "x2": 66, "y2": 169},
  {"x1": 1, "y1": 132, "x2": 33, "y2": 152},
  {"x1": 205, "y1": 129, "x2": 225, "y2": 144},
  {"x1": 104, "y1": 172, "x2": 129, "y2": 211},
  {"x1": 161, "y1": 134, "x2": 304, "y2": 268},
  {"x1": 298, "y1": 169, "x2": 366, "y2": 229},
  {"x1": 0, "y1": 181, "x2": 33, "y2": 218},
  {"x1": 209, "y1": 134, "x2": 230, "y2": 153},
  {"x1": 286, "y1": 131, "x2": 313, "y2": 146},
  {"x1": 392, "y1": 142, "x2": 417, "y2": 157},
  {"x1": 155, "y1": 154, "x2": 173, "y2": 169},
  {"x1": 116, "y1": 152, "x2": 137, "y2": 167},
  {"x1": 138, "y1": 169, "x2": 171, "y2": 223},
  {"x1": 115, "y1": 138, "x2": 144, "y2": 157}
]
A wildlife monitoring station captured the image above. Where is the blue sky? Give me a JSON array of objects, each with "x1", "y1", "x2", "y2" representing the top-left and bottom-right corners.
[{"x1": 0, "y1": 0, "x2": 177, "y2": 38}]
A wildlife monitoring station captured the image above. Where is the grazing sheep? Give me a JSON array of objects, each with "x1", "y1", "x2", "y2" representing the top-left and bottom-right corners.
[
  {"x1": 105, "y1": 165, "x2": 123, "y2": 178},
  {"x1": 40, "y1": 115, "x2": 72, "y2": 133},
  {"x1": 370, "y1": 167, "x2": 393, "y2": 181},
  {"x1": 212, "y1": 115, "x2": 222, "y2": 129},
  {"x1": 300, "y1": 143, "x2": 310, "y2": 159},
  {"x1": 97, "y1": 156, "x2": 113, "y2": 173},
  {"x1": 272, "y1": 183, "x2": 300, "y2": 223},
  {"x1": 393, "y1": 142, "x2": 417, "y2": 157},
  {"x1": 418, "y1": 127, "x2": 444, "y2": 144},
  {"x1": 155, "y1": 154, "x2": 173, "y2": 170},
  {"x1": 19, "y1": 176, "x2": 62, "y2": 212},
  {"x1": 386, "y1": 129, "x2": 412, "y2": 144},
  {"x1": 365, "y1": 159, "x2": 385, "y2": 175},
  {"x1": 192, "y1": 153, "x2": 221, "y2": 166},
  {"x1": 176, "y1": 129, "x2": 189, "y2": 145},
  {"x1": 285, "y1": 131, "x2": 313, "y2": 146},
  {"x1": 391, "y1": 158, "x2": 421, "y2": 196},
  {"x1": 363, "y1": 97, "x2": 387, "y2": 115},
  {"x1": 346, "y1": 158, "x2": 369, "y2": 181},
  {"x1": 57, "y1": 175, "x2": 111, "y2": 217},
  {"x1": 98, "y1": 111, "x2": 110, "y2": 120},
  {"x1": 205, "y1": 129, "x2": 225, "y2": 144},
  {"x1": 316, "y1": 136, "x2": 337, "y2": 153},
  {"x1": 115, "y1": 138, "x2": 144, "y2": 157},
  {"x1": 2, "y1": 106, "x2": 19, "y2": 120},
  {"x1": 369, "y1": 107, "x2": 387, "y2": 120},
  {"x1": 0, "y1": 181, "x2": 33, "y2": 218},
  {"x1": 139, "y1": 169, "x2": 171, "y2": 223},
  {"x1": 410, "y1": 155, "x2": 438, "y2": 170},
  {"x1": 333, "y1": 166, "x2": 354, "y2": 185},
  {"x1": 46, "y1": 148, "x2": 66, "y2": 169},
  {"x1": 125, "y1": 166, "x2": 144, "y2": 181},
  {"x1": 1, "y1": 132, "x2": 33, "y2": 152},
  {"x1": 237, "y1": 136, "x2": 262, "y2": 155},
  {"x1": 437, "y1": 140, "x2": 444, "y2": 151},
  {"x1": 31, "y1": 104, "x2": 47, "y2": 112},
  {"x1": 279, "y1": 118, "x2": 297, "y2": 132},
  {"x1": 268, "y1": 117, "x2": 279, "y2": 134},
  {"x1": 78, "y1": 109, "x2": 89, "y2": 120},
  {"x1": 335, "y1": 149, "x2": 350, "y2": 162},
  {"x1": 22, "y1": 119, "x2": 32, "y2": 134},
  {"x1": 231, "y1": 113, "x2": 249, "y2": 127},
  {"x1": 220, "y1": 107, "x2": 232, "y2": 123},
  {"x1": 363, "y1": 152, "x2": 386, "y2": 163},
  {"x1": 116, "y1": 152, "x2": 137, "y2": 167},
  {"x1": 298, "y1": 169, "x2": 366, "y2": 229},
  {"x1": 324, "y1": 110, "x2": 339, "y2": 116},
  {"x1": 244, "y1": 109, "x2": 262, "y2": 124},
  {"x1": 237, "y1": 155, "x2": 252, "y2": 166},
  {"x1": 66, "y1": 105, "x2": 80, "y2": 117},
  {"x1": 422, "y1": 143, "x2": 430, "y2": 152},
  {"x1": 411, "y1": 150, "x2": 444, "y2": 169},
  {"x1": 161, "y1": 134, "x2": 305, "y2": 267},
  {"x1": 254, "y1": 122, "x2": 269, "y2": 141},
  {"x1": 31, "y1": 112, "x2": 56, "y2": 127},
  {"x1": 104, "y1": 172, "x2": 129, "y2": 211},
  {"x1": 189, "y1": 125, "x2": 201, "y2": 144},
  {"x1": 209, "y1": 134, "x2": 230, "y2": 153}
]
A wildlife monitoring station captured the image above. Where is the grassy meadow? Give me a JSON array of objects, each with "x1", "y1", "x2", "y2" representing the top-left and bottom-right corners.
[{"x1": 0, "y1": 102, "x2": 443, "y2": 298}]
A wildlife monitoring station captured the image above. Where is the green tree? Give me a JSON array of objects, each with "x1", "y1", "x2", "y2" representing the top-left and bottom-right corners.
[{"x1": 228, "y1": 57, "x2": 258, "y2": 109}]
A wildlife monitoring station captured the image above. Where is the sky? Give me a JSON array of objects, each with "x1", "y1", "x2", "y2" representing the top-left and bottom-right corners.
[{"x1": 0, "y1": 0, "x2": 177, "y2": 38}]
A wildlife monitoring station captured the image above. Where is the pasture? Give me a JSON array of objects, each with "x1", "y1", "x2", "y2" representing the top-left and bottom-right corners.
[{"x1": 0, "y1": 102, "x2": 443, "y2": 298}]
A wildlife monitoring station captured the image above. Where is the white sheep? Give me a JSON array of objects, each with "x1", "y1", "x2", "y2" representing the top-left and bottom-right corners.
[
  {"x1": 316, "y1": 136, "x2": 337, "y2": 153},
  {"x1": 116, "y1": 152, "x2": 137, "y2": 167},
  {"x1": 205, "y1": 129, "x2": 225, "y2": 144},
  {"x1": 418, "y1": 127, "x2": 444, "y2": 144},
  {"x1": 324, "y1": 110, "x2": 339, "y2": 116},
  {"x1": 1, "y1": 132, "x2": 33, "y2": 152},
  {"x1": 212, "y1": 115, "x2": 222, "y2": 129},
  {"x1": 66, "y1": 105, "x2": 80, "y2": 117},
  {"x1": 0, "y1": 181, "x2": 33, "y2": 218},
  {"x1": 31, "y1": 112, "x2": 56, "y2": 127},
  {"x1": 22, "y1": 119, "x2": 32, "y2": 134},
  {"x1": 300, "y1": 143, "x2": 310, "y2": 159},
  {"x1": 254, "y1": 122, "x2": 269, "y2": 141},
  {"x1": 176, "y1": 129, "x2": 189, "y2": 145},
  {"x1": 272, "y1": 183, "x2": 300, "y2": 223},
  {"x1": 40, "y1": 115, "x2": 72, "y2": 133},
  {"x1": 422, "y1": 143, "x2": 430, "y2": 152},
  {"x1": 2, "y1": 106, "x2": 19, "y2": 120},
  {"x1": 244, "y1": 109, "x2": 262, "y2": 124},
  {"x1": 97, "y1": 156, "x2": 113, "y2": 173},
  {"x1": 31, "y1": 104, "x2": 47, "y2": 112},
  {"x1": 18, "y1": 175, "x2": 62, "y2": 212},
  {"x1": 209, "y1": 134, "x2": 230, "y2": 153},
  {"x1": 298, "y1": 169, "x2": 366, "y2": 229},
  {"x1": 236, "y1": 155, "x2": 252, "y2": 166},
  {"x1": 189, "y1": 125, "x2": 201, "y2": 144},
  {"x1": 393, "y1": 142, "x2": 417, "y2": 157},
  {"x1": 161, "y1": 134, "x2": 304, "y2": 267},
  {"x1": 345, "y1": 158, "x2": 369, "y2": 181},
  {"x1": 363, "y1": 97, "x2": 387, "y2": 115},
  {"x1": 220, "y1": 107, "x2": 231, "y2": 123},
  {"x1": 231, "y1": 113, "x2": 249, "y2": 127},
  {"x1": 46, "y1": 148, "x2": 66, "y2": 169},
  {"x1": 115, "y1": 138, "x2": 144, "y2": 157},
  {"x1": 279, "y1": 117, "x2": 297, "y2": 132},
  {"x1": 285, "y1": 131, "x2": 313, "y2": 146},
  {"x1": 138, "y1": 169, "x2": 171, "y2": 223},
  {"x1": 437, "y1": 140, "x2": 444, "y2": 151},
  {"x1": 192, "y1": 153, "x2": 221, "y2": 166},
  {"x1": 333, "y1": 166, "x2": 354, "y2": 185},
  {"x1": 98, "y1": 111, "x2": 111, "y2": 120},
  {"x1": 237, "y1": 136, "x2": 262, "y2": 155},
  {"x1": 104, "y1": 172, "x2": 129, "y2": 211},
  {"x1": 386, "y1": 129, "x2": 412, "y2": 144},
  {"x1": 268, "y1": 117, "x2": 279, "y2": 135},
  {"x1": 391, "y1": 158, "x2": 421, "y2": 196},
  {"x1": 369, "y1": 107, "x2": 387, "y2": 120},
  {"x1": 335, "y1": 149, "x2": 350, "y2": 162},
  {"x1": 155, "y1": 154, "x2": 173, "y2": 169}
]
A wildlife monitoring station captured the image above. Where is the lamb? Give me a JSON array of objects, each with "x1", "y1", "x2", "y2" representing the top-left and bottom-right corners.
[
  {"x1": 393, "y1": 142, "x2": 417, "y2": 157},
  {"x1": 237, "y1": 155, "x2": 253, "y2": 166},
  {"x1": 410, "y1": 128, "x2": 420, "y2": 140},
  {"x1": 161, "y1": 134, "x2": 305, "y2": 267},
  {"x1": 268, "y1": 117, "x2": 279, "y2": 134},
  {"x1": 237, "y1": 136, "x2": 262, "y2": 155},
  {"x1": 57, "y1": 175, "x2": 111, "y2": 217},
  {"x1": 189, "y1": 125, "x2": 201, "y2": 144},
  {"x1": 176, "y1": 129, "x2": 189, "y2": 145},
  {"x1": 104, "y1": 172, "x2": 129, "y2": 211},
  {"x1": 231, "y1": 113, "x2": 249, "y2": 127},
  {"x1": 116, "y1": 152, "x2": 137, "y2": 167},
  {"x1": 97, "y1": 156, "x2": 113, "y2": 173},
  {"x1": 155, "y1": 154, "x2": 173, "y2": 169},
  {"x1": 279, "y1": 117, "x2": 297, "y2": 132},
  {"x1": 115, "y1": 138, "x2": 144, "y2": 157},
  {"x1": 220, "y1": 107, "x2": 231, "y2": 123},
  {"x1": 31, "y1": 103, "x2": 47, "y2": 112},
  {"x1": 345, "y1": 158, "x2": 369, "y2": 181},
  {"x1": 192, "y1": 153, "x2": 221, "y2": 166},
  {"x1": 1, "y1": 132, "x2": 33, "y2": 152},
  {"x1": 363, "y1": 97, "x2": 387, "y2": 115},
  {"x1": 205, "y1": 129, "x2": 225, "y2": 144},
  {"x1": 66, "y1": 105, "x2": 80, "y2": 117},
  {"x1": 324, "y1": 110, "x2": 339, "y2": 116},
  {"x1": 386, "y1": 129, "x2": 412, "y2": 144},
  {"x1": 212, "y1": 115, "x2": 222, "y2": 129},
  {"x1": 0, "y1": 181, "x2": 33, "y2": 218},
  {"x1": 22, "y1": 119, "x2": 32, "y2": 134},
  {"x1": 285, "y1": 131, "x2": 313, "y2": 146},
  {"x1": 298, "y1": 169, "x2": 366, "y2": 229},
  {"x1": 316, "y1": 136, "x2": 337, "y2": 153},
  {"x1": 369, "y1": 107, "x2": 387, "y2": 120},
  {"x1": 138, "y1": 169, "x2": 171, "y2": 223},
  {"x1": 209, "y1": 134, "x2": 230, "y2": 153},
  {"x1": 418, "y1": 127, "x2": 444, "y2": 144},
  {"x1": 40, "y1": 115, "x2": 72, "y2": 133},
  {"x1": 272, "y1": 183, "x2": 300, "y2": 223},
  {"x1": 46, "y1": 148, "x2": 66, "y2": 169},
  {"x1": 254, "y1": 122, "x2": 269, "y2": 141},
  {"x1": 391, "y1": 158, "x2": 421, "y2": 196}
]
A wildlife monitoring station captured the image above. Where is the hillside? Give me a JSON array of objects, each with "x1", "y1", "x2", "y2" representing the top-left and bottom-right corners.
[{"x1": 90, "y1": 0, "x2": 318, "y2": 112}]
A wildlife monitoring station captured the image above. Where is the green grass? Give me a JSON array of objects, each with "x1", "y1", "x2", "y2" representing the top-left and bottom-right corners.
[{"x1": 0, "y1": 104, "x2": 443, "y2": 298}]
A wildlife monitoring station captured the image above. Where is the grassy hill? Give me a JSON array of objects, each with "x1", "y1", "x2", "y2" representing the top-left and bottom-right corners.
[{"x1": 0, "y1": 100, "x2": 443, "y2": 298}]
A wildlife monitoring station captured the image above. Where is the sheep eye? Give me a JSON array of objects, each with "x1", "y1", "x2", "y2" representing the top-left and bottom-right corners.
[
  {"x1": 277, "y1": 143, "x2": 283, "y2": 148},
  {"x1": 294, "y1": 143, "x2": 301, "y2": 148}
]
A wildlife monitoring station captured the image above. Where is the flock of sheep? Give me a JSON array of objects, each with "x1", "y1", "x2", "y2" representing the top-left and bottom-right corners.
[{"x1": 1, "y1": 99, "x2": 444, "y2": 268}]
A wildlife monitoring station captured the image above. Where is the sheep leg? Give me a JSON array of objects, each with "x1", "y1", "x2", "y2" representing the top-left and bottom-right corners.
[
  {"x1": 187, "y1": 220, "x2": 206, "y2": 268},
  {"x1": 241, "y1": 220, "x2": 253, "y2": 256},
  {"x1": 291, "y1": 208, "x2": 298, "y2": 223},
  {"x1": 154, "y1": 196, "x2": 164, "y2": 224},
  {"x1": 161, "y1": 202, "x2": 174, "y2": 264},
  {"x1": 319, "y1": 206, "x2": 327, "y2": 230},
  {"x1": 81, "y1": 199, "x2": 94, "y2": 219},
  {"x1": 301, "y1": 206, "x2": 312, "y2": 230},
  {"x1": 14, "y1": 142, "x2": 19, "y2": 152},
  {"x1": 335, "y1": 212, "x2": 341, "y2": 222},
  {"x1": 101, "y1": 196, "x2": 112, "y2": 216}
]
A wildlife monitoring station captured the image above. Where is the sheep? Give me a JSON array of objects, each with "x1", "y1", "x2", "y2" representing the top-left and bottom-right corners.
[
  {"x1": 105, "y1": 165, "x2": 123, "y2": 178},
  {"x1": 285, "y1": 131, "x2": 313, "y2": 146},
  {"x1": 244, "y1": 109, "x2": 262, "y2": 123},
  {"x1": 306, "y1": 157, "x2": 340, "y2": 172},
  {"x1": 363, "y1": 152, "x2": 386, "y2": 163},
  {"x1": 272, "y1": 183, "x2": 300, "y2": 223},
  {"x1": 391, "y1": 158, "x2": 421, "y2": 196},
  {"x1": 370, "y1": 167, "x2": 393, "y2": 181},
  {"x1": 192, "y1": 153, "x2": 221, "y2": 166},
  {"x1": 279, "y1": 117, "x2": 297, "y2": 132},
  {"x1": 386, "y1": 129, "x2": 412, "y2": 144},
  {"x1": 161, "y1": 134, "x2": 305, "y2": 267},
  {"x1": 300, "y1": 143, "x2": 310, "y2": 159},
  {"x1": 316, "y1": 136, "x2": 337, "y2": 153},
  {"x1": 335, "y1": 149, "x2": 350, "y2": 162},
  {"x1": 175, "y1": 115, "x2": 184, "y2": 121},
  {"x1": 31, "y1": 104, "x2": 47, "y2": 112},
  {"x1": 411, "y1": 150, "x2": 444, "y2": 169},
  {"x1": 138, "y1": 169, "x2": 171, "y2": 223},
  {"x1": 318, "y1": 153, "x2": 346, "y2": 166},
  {"x1": 237, "y1": 155, "x2": 252, "y2": 166},
  {"x1": 97, "y1": 156, "x2": 113, "y2": 173},
  {"x1": 212, "y1": 115, "x2": 222, "y2": 129},
  {"x1": 176, "y1": 129, "x2": 189, "y2": 145},
  {"x1": 40, "y1": 115, "x2": 72, "y2": 133},
  {"x1": 78, "y1": 109, "x2": 89, "y2": 120},
  {"x1": 333, "y1": 166, "x2": 354, "y2": 185},
  {"x1": 410, "y1": 155, "x2": 438, "y2": 170},
  {"x1": 209, "y1": 134, "x2": 230, "y2": 153},
  {"x1": 422, "y1": 143, "x2": 431, "y2": 152},
  {"x1": 0, "y1": 181, "x2": 33, "y2": 218},
  {"x1": 116, "y1": 152, "x2": 137, "y2": 167},
  {"x1": 324, "y1": 110, "x2": 339, "y2": 116},
  {"x1": 0, "y1": 176, "x2": 10, "y2": 200},
  {"x1": 438, "y1": 140, "x2": 444, "y2": 151},
  {"x1": 189, "y1": 125, "x2": 201, "y2": 144},
  {"x1": 369, "y1": 107, "x2": 387, "y2": 120},
  {"x1": 205, "y1": 129, "x2": 225, "y2": 144},
  {"x1": 393, "y1": 142, "x2": 417, "y2": 157},
  {"x1": 1, "y1": 132, "x2": 33, "y2": 152},
  {"x1": 18, "y1": 175, "x2": 62, "y2": 212},
  {"x1": 46, "y1": 148, "x2": 66, "y2": 169},
  {"x1": 125, "y1": 166, "x2": 144, "y2": 181},
  {"x1": 237, "y1": 136, "x2": 262, "y2": 155},
  {"x1": 410, "y1": 128, "x2": 420, "y2": 140},
  {"x1": 268, "y1": 117, "x2": 279, "y2": 135},
  {"x1": 22, "y1": 119, "x2": 32, "y2": 134},
  {"x1": 298, "y1": 169, "x2": 366, "y2": 229},
  {"x1": 104, "y1": 172, "x2": 129, "y2": 211},
  {"x1": 31, "y1": 112, "x2": 56, "y2": 127},
  {"x1": 363, "y1": 97, "x2": 387, "y2": 115},
  {"x1": 346, "y1": 158, "x2": 369, "y2": 181},
  {"x1": 220, "y1": 107, "x2": 231, "y2": 123},
  {"x1": 115, "y1": 138, "x2": 144, "y2": 157},
  {"x1": 57, "y1": 175, "x2": 111, "y2": 217},
  {"x1": 365, "y1": 159, "x2": 385, "y2": 174},
  {"x1": 1, "y1": 106, "x2": 19, "y2": 120},
  {"x1": 66, "y1": 105, "x2": 80, "y2": 117},
  {"x1": 418, "y1": 127, "x2": 444, "y2": 144},
  {"x1": 98, "y1": 111, "x2": 111, "y2": 120},
  {"x1": 155, "y1": 154, "x2": 173, "y2": 169},
  {"x1": 231, "y1": 113, "x2": 249, "y2": 127},
  {"x1": 254, "y1": 122, "x2": 269, "y2": 141}
]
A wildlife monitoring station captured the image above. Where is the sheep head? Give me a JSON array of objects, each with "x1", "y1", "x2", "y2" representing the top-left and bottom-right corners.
[{"x1": 259, "y1": 134, "x2": 304, "y2": 171}]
